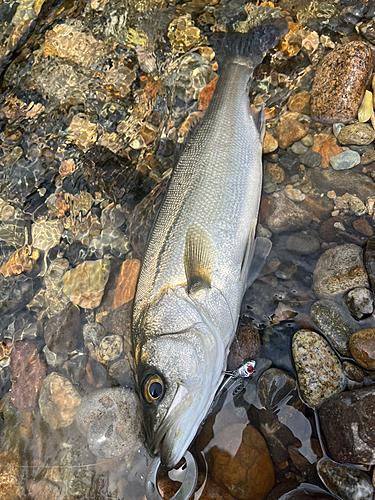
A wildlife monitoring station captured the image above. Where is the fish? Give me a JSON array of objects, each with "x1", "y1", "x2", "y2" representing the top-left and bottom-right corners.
[{"x1": 131, "y1": 19, "x2": 288, "y2": 471}]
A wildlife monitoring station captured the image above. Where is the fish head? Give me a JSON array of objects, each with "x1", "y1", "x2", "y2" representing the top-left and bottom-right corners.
[{"x1": 135, "y1": 294, "x2": 225, "y2": 470}]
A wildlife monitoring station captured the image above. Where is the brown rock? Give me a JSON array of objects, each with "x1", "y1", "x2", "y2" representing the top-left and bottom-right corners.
[
  {"x1": 227, "y1": 324, "x2": 261, "y2": 371},
  {"x1": 311, "y1": 133, "x2": 343, "y2": 169},
  {"x1": 112, "y1": 259, "x2": 140, "y2": 310},
  {"x1": 342, "y1": 360, "x2": 365, "y2": 382},
  {"x1": 353, "y1": 218, "x2": 373, "y2": 237},
  {"x1": 274, "y1": 112, "x2": 309, "y2": 149},
  {"x1": 349, "y1": 328, "x2": 375, "y2": 370},
  {"x1": 361, "y1": 149, "x2": 375, "y2": 166},
  {"x1": 263, "y1": 132, "x2": 278, "y2": 154},
  {"x1": 0, "y1": 452, "x2": 20, "y2": 500},
  {"x1": 337, "y1": 123, "x2": 375, "y2": 146},
  {"x1": 158, "y1": 473, "x2": 237, "y2": 500},
  {"x1": 0, "y1": 246, "x2": 40, "y2": 277},
  {"x1": 44, "y1": 302, "x2": 81, "y2": 354},
  {"x1": 210, "y1": 424, "x2": 274, "y2": 500},
  {"x1": 27, "y1": 478, "x2": 62, "y2": 500},
  {"x1": 265, "y1": 193, "x2": 312, "y2": 234},
  {"x1": 10, "y1": 342, "x2": 46, "y2": 411},
  {"x1": 319, "y1": 216, "x2": 349, "y2": 242},
  {"x1": 198, "y1": 76, "x2": 218, "y2": 113},
  {"x1": 287, "y1": 91, "x2": 310, "y2": 114},
  {"x1": 310, "y1": 41, "x2": 373, "y2": 124}
]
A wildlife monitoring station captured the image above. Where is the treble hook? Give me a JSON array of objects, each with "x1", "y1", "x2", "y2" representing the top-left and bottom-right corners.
[{"x1": 145, "y1": 451, "x2": 198, "y2": 500}]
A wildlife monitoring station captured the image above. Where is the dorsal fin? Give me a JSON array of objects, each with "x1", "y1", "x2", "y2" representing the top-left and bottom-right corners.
[{"x1": 184, "y1": 225, "x2": 214, "y2": 294}]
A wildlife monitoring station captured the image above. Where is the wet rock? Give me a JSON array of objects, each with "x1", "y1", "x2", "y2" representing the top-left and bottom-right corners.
[
  {"x1": 311, "y1": 133, "x2": 343, "y2": 169},
  {"x1": 263, "y1": 132, "x2": 278, "y2": 154},
  {"x1": 317, "y1": 458, "x2": 373, "y2": 500},
  {"x1": 0, "y1": 210, "x2": 26, "y2": 248},
  {"x1": 98, "y1": 335, "x2": 123, "y2": 364},
  {"x1": 292, "y1": 330, "x2": 345, "y2": 409},
  {"x1": 174, "y1": 52, "x2": 216, "y2": 103},
  {"x1": 352, "y1": 219, "x2": 373, "y2": 237},
  {"x1": 0, "y1": 246, "x2": 40, "y2": 277},
  {"x1": 101, "y1": 301, "x2": 132, "y2": 342},
  {"x1": 0, "y1": 274, "x2": 34, "y2": 314},
  {"x1": 283, "y1": 188, "x2": 305, "y2": 202},
  {"x1": 227, "y1": 324, "x2": 260, "y2": 371},
  {"x1": 349, "y1": 329, "x2": 375, "y2": 370},
  {"x1": 67, "y1": 114, "x2": 98, "y2": 151},
  {"x1": 358, "y1": 90, "x2": 373, "y2": 123},
  {"x1": 312, "y1": 244, "x2": 369, "y2": 299},
  {"x1": 342, "y1": 361, "x2": 365, "y2": 383},
  {"x1": 361, "y1": 148, "x2": 375, "y2": 166},
  {"x1": 63, "y1": 259, "x2": 111, "y2": 309},
  {"x1": 310, "y1": 41, "x2": 372, "y2": 124},
  {"x1": 264, "y1": 163, "x2": 285, "y2": 185},
  {"x1": 44, "y1": 302, "x2": 81, "y2": 354},
  {"x1": 291, "y1": 141, "x2": 308, "y2": 155},
  {"x1": 278, "y1": 152, "x2": 300, "y2": 173},
  {"x1": 112, "y1": 259, "x2": 140, "y2": 310},
  {"x1": 27, "y1": 478, "x2": 62, "y2": 500},
  {"x1": 39, "y1": 372, "x2": 82, "y2": 429},
  {"x1": 274, "y1": 112, "x2": 309, "y2": 149},
  {"x1": 285, "y1": 233, "x2": 320, "y2": 255},
  {"x1": 310, "y1": 168, "x2": 375, "y2": 202},
  {"x1": 303, "y1": 195, "x2": 334, "y2": 222},
  {"x1": 329, "y1": 150, "x2": 360, "y2": 170},
  {"x1": 345, "y1": 287, "x2": 374, "y2": 320},
  {"x1": 265, "y1": 193, "x2": 312, "y2": 234},
  {"x1": 337, "y1": 123, "x2": 375, "y2": 146},
  {"x1": 10, "y1": 341, "x2": 46, "y2": 410},
  {"x1": 349, "y1": 196, "x2": 367, "y2": 216},
  {"x1": 209, "y1": 423, "x2": 275, "y2": 500},
  {"x1": 83, "y1": 322, "x2": 107, "y2": 359},
  {"x1": 108, "y1": 357, "x2": 132, "y2": 386},
  {"x1": 364, "y1": 237, "x2": 375, "y2": 290},
  {"x1": 299, "y1": 151, "x2": 322, "y2": 168},
  {"x1": 287, "y1": 91, "x2": 310, "y2": 114},
  {"x1": 310, "y1": 299, "x2": 358, "y2": 356},
  {"x1": 75, "y1": 387, "x2": 143, "y2": 462},
  {"x1": 0, "y1": 451, "x2": 20, "y2": 500},
  {"x1": 319, "y1": 385, "x2": 375, "y2": 464},
  {"x1": 32, "y1": 220, "x2": 64, "y2": 273},
  {"x1": 168, "y1": 14, "x2": 202, "y2": 52}
]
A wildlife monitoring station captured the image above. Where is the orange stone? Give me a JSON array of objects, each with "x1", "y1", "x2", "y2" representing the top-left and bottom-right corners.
[
  {"x1": 274, "y1": 112, "x2": 309, "y2": 149},
  {"x1": 198, "y1": 76, "x2": 218, "y2": 112},
  {"x1": 311, "y1": 133, "x2": 343, "y2": 169},
  {"x1": 112, "y1": 259, "x2": 141, "y2": 310}
]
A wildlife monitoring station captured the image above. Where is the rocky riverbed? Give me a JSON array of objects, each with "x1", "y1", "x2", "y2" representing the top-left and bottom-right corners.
[{"x1": 2, "y1": 0, "x2": 375, "y2": 499}]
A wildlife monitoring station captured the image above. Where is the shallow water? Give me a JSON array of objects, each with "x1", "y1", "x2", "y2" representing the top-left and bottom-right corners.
[{"x1": 1, "y1": 0, "x2": 375, "y2": 499}]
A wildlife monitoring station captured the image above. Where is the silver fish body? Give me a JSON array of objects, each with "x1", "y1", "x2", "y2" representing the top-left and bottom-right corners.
[{"x1": 131, "y1": 21, "x2": 287, "y2": 470}]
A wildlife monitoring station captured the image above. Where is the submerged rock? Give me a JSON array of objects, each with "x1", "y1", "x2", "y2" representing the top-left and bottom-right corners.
[
  {"x1": 227, "y1": 324, "x2": 260, "y2": 371},
  {"x1": 345, "y1": 287, "x2": 374, "y2": 320},
  {"x1": 337, "y1": 123, "x2": 375, "y2": 146},
  {"x1": 329, "y1": 150, "x2": 360, "y2": 170},
  {"x1": 274, "y1": 112, "x2": 309, "y2": 149},
  {"x1": 349, "y1": 328, "x2": 375, "y2": 370},
  {"x1": 310, "y1": 168, "x2": 375, "y2": 202},
  {"x1": 44, "y1": 302, "x2": 81, "y2": 354},
  {"x1": 292, "y1": 330, "x2": 345, "y2": 409},
  {"x1": 112, "y1": 259, "x2": 140, "y2": 310},
  {"x1": 319, "y1": 386, "x2": 375, "y2": 464},
  {"x1": 63, "y1": 259, "x2": 111, "y2": 309},
  {"x1": 265, "y1": 193, "x2": 312, "y2": 234},
  {"x1": 312, "y1": 244, "x2": 369, "y2": 299},
  {"x1": 310, "y1": 41, "x2": 372, "y2": 124},
  {"x1": 364, "y1": 236, "x2": 375, "y2": 290},
  {"x1": 285, "y1": 233, "x2": 320, "y2": 255},
  {"x1": 98, "y1": 335, "x2": 123, "y2": 364}
]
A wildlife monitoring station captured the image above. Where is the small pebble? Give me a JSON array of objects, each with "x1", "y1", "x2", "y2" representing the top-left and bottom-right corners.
[
  {"x1": 345, "y1": 287, "x2": 374, "y2": 320},
  {"x1": 350, "y1": 328, "x2": 375, "y2": 370},
  {"x1": 327, "y1": 190, "x2": 336, "y2": 199},
  {"x1": 283, "y1": 188, "x2": 305, "y2": 202},
  {"x1": 349, "y1": 196, "x2": 367, "y2": 216},
  {"x1": 299, "y1": 150, "x2": 322, "y2": 168},
  {"x1": 285, "y1": 233, "x2": 320, "y2": 255},
  {"x1": 342, "y1": 361, "x2": 365, "y2": 383},
  {"x1": 337, "y1": 123, "x2": 375, "y2": 146},
  {"x1": 98, "y1": 335, "x2": 123, "y2": 364},
  {"x1": 329, "y1": 150, "x2": 360, "y2": 170},
  {"x1": 353, "y1": 218, "x2": 373, "y2": 236},
  {"x1": 301, "y1": 134, "x2": 314, "y2": 147},
  {"x1": 291, "y1": 142, "x2": 308, "y2": 155},
  {"x1": 333, "y1": 123, "x2": 345, "y2": 138},
  {"x1": 361, "y1": 149, "x2": 375, "y2": 165}
]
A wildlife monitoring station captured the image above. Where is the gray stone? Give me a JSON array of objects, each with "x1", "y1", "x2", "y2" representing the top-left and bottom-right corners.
[
  {"x1": 317, "y1": 458, "x2": 374, "y2": 500},
  {"x1": 319, "y1": 386, "x2": 375, "y2": 464},
  {"x1": 310, "y1": 168, "x2": 375, "y2": 202},
  {"x1": 345, "y1": 287, "x2": 374, "y2": 320},
  {"x1": 285, "y1": 233, "x2": 320, "y2": 255},
  {"x1": 44, "y1": 302, "x2": 81, "y2": 354},
  {"x1": 310, "y1": 299, "x2": 358, "y2": 356},
  {"x1": 265, "y1": 193, "x2": 312, "y2": 234},
  {"x1": 312, "y1": 244, "x2": 369, "y2": 299},
  {"x1": 291, "y1": 142, "x2": 308, "y2": 155},
  {"x1": 292, "y1": 330, "x2": 345, "y2": 409},
  {"x1": 301, "y1": 134, "x2": 314, "y2": 147},
  {"x1": 329, "y1": 150, "x2": 360, "y2": 170},
  {"x1": 82, "y1": 322, "x2": 106, "y2": 359},
  {"x1": 299, "y1": 150, "x2": 322, "y2": 168}
]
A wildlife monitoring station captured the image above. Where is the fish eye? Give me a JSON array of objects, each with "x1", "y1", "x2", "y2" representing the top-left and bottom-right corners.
[{"x1": 142, "y1": 374, "x2": 164, "y2": 403}]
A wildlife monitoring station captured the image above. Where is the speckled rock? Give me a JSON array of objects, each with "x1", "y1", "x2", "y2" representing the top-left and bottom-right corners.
[
  {"x1": 265, "y1": 193, "x2": 312, "y2": 234},
  {"x1": 39, "y1": 372, "x2": 82, "y2": 429},
  {"x1": 283, "y1": 188, "x2": 305, "y2": 202},
  {"x1": 319, "y1": 386, "x2": 375, "y2": 464},
  {"x1": 317, "y1": 458, "x2": 374, "y2": 500},
  {"x1": 337, "y1": 123, "x2": 375, "y2": 146},
  {"x1": 98, "y1": 335, "x2": 123, "y2": 364},
  {"x1": 209, "y1": 423, "x2": 275, "y2": 500},
  {"x1": 310, "y1": 168, "x2": 375, "y2": 202},
  {"x1": 227, "y1": 324, "x2": 260, "y2": 371},
  {"x1": 0, "y1": 451, "x2": 21, "y2": 500},
  {"x1": 349, "y1": 329, "x2": 375, "y2": 370},
  {"x1": 342, "y1": 361, "x2": 365, "y2": 383},
  {"x1": 274, "y1": 112, "x2": 309, "y2": 149},
  {"x1": 345, "y1": 287, "x2": 374, "y2": 320},
  {"x1": 63, "y1": 259, "x2": 111, "y2": 309},
  {"x1": 361, "y1": 149, "x2": 375, "y2": 165},
  {"x1": 75, "y1": 387, "x2": 143, "y2": 462},
  {"x1": 285, "y1": 233, "x2": 320, "y2": 255},
  {"x1": 349, "y1": 196, "x2": 367, "y2": 216},
  {"x1": 310, "y1": 41, "x2": 373, "y2": 124},
  {"x1": 329, "y1": 150, "x2": 360, "y2": 170},
  {"x1": 312, "y1": 244, "x2": 369, "y2": 299},
  {"x1": 83, "y1": 322, "x2": 107, "y2": 359},
  {"x1": 10, "y1": 341, "x2": 46, "y2": 410},
  {"x1": 292, "y1": 330, "x2": 345, "y2": 409},
  {"x1": 44, "y1": 302, "x2": 81, "y2": 354},
  {"x1": 310, "y1": 300, "x2": 357, "y2": 356}
]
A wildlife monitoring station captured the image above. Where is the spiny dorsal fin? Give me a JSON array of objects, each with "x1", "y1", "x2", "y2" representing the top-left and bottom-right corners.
[{"x1": 184, "y1": 225, "x2": 214, "y2": 294}]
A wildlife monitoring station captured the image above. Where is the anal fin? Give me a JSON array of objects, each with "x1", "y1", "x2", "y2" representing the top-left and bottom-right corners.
[
  {"x1": 246, "y1": 236, "x2": 272, "y2": 289},
  {"x1": 184, "y1": 225, "x2": 214, "y2": 294}
]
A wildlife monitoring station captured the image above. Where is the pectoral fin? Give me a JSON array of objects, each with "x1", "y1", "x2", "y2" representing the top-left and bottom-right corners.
[
  {"x1": 250, "y1": 104, "x2": 266, "y2": 142},
  {"x1": 246, "y1": 237, "x2": 272, "y2": 289},
  {"x1": 184, "y1": 225, "x2": 213, "y2": 293}
]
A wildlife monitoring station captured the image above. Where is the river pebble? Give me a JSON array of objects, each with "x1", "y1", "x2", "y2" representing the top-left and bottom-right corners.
[
  {"x1": 263, "y1": 132, "x2": 278, "y2": 154},
  {"x1": 358, "y1": 89, "x2": 374, "y2": 123},
  {"x1": 39, "y1": 372, "x2": 82, "y2": 429},
  {"x1": 310, "y1": 41, "x2": 372, "y2": 124},
  {"x1": 292, "y1": 330, "x2": 345, "y2": 409},
  {"x1": 287, "y1": 91, "x2": 310, "y2": 114},
  {"x1": 44, "y1": 302, "x2": 81, "y2": 354},
  {"x1": 283, "y1": 188, "x2": 305, "y2": 202},
  {"x1": 83, "y1": 322, "x2": 106, "y2": 359},
  {"x1": 337, "y1": 123, "x2": 375, "y2": 146},
  {"x1": 274, "y1": 112, "x2": 309, "y2": 149},
  {"x1": 364, "y1": 236, "x2": 375, "y2": 290},
  {"x1": 345, "y1": 287, "x2": 374, "y2": 320},
  {"x1": 312, "y1": 244, "x2": 369, "y2": 299},
  {"x1": 98, "y1": 334, "x2": 123, "y2": 364},
  {"x1": 311, "y1": 133, "x2": 343, "y2": 169},
  {"x1": 310, "y1": 168, "x2": 375, "y2": 202},
  {"x1": 227, "y1": 324, "x2": 260, "y2": 371},
  {"x1": 317, "y1": 458, "x2": 374, "y2": 500},
  {"x1": 329, "y1": 149, "x2": 360, "y2": 170},
  {"x1": 111, "y1": 259, "x2": 140, "y2": 310},
  {"x1": 352, "y1": 218, "x2": 373, "y2": 237},
  {"x1": 319, "y1": 386, "x2": 375, "y2": 464},
  {"x1": 310, "y1": 299, "x2": 357, "y2": 356},
  {"x1": 75, "y1": 387, "x2": 144, "y2": 462},
  {"x1": 299, "y1": 150, "x2": 322, "y2": 168},
  {"x1": 291, "y1": 141, "x2": 308, "y2": 155},
  {"x1": 349, "y1": 195, "x2": 367, "y2": 216},
  {"x1": 285, "y1": 233, "x2": 320, "y2": 255},
  {"x1": 265, "y1": 193, "x2": 312, "y2": 234},
  {"x1": 349, "y1": 328, "x2": 375, "y2": 370},
  {"x1": 361, "y1": 149, "x2": 375, "y2": 165},
  {"x1": 342, "y1": 361, "x2": 365, "y2": 383},
  {"x1": 63, "y1": 259, "x2": 111, "y2": 309}
]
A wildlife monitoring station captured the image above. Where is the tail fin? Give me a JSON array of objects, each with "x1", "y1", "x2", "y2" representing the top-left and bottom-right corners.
[{"x1": 217, "y1": 18, "x2": 288, "y2": 69}]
